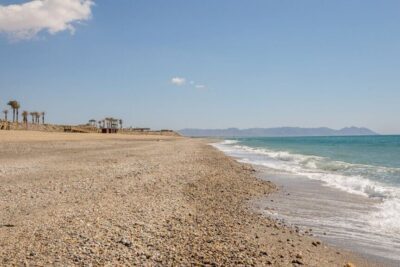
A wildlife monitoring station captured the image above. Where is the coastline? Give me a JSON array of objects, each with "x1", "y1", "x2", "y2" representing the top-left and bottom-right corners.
[
  {"x1": 0, "y1": 131, "x2": 379, "y2": 266},
  {"x1": 212, "y1": 137, "x2": 400, "y2": 266},
  {"x1": 251, "y1": 169, "x2": 399, "y2": 267}
]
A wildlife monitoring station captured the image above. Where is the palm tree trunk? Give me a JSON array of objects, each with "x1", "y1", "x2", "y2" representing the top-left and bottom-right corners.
[{"x1": 16, "y1": 109, "x2": 19, "y2": 123}]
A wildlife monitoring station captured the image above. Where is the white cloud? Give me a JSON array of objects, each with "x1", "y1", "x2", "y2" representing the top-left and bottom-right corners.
[
  {"x1": 171, "y1": 77, "x2": 207, "y2": 90},
  {"x1": 171, "y1": 77, "x2": 186, "y2": 86},
  {"x1": 0, "y1": 0, "x2": 94, "y2": 40}
]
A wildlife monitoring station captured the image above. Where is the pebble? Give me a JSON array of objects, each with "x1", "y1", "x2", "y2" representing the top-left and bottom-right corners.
[
  {"x1": 0, "y1": 136, "x2": 367, "y2": 266},
  {"x1": 118, "y1": 238, "x2": 132, "y2": 248},
  {"x1": 292, "y1": 259, "x2": 304, "y2": 265}
]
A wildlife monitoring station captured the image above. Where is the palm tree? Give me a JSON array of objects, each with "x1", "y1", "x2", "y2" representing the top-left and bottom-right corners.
[
  {"x1": 41, "y1": 112, "x2": 45, "y2": 124},
  {"x1": 119, "y1": 119, "x2": 123, "y2": 129},
  {"x1": 22, "y1": 111, "x2": 29, "y2": 125},
  {"x1": 15, "y1": 102, "x2": 20, "y2": 123},
  {"x1": 35, "y1": 112, "x2": 40, "y2": 124},
  {"x1": 32, "y1": 112, "x2": 36, "y2": 124},
  {"x1": 7, "y1": 101, "x2": 13, "y2": 122},
  {"x1": 30, "y1": 112, "x2": 35, "y2": 124},
  {"x1": 3, "y1": 109, "x2": 8, "y2": 122},
  {"x1": 7, "y1": 101, "x2": 17, "y2": 122}
]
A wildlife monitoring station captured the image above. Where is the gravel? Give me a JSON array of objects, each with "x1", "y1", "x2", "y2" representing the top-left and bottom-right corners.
[{"x1": 0, "y1": 131, "x2": 382, "y2": 266}]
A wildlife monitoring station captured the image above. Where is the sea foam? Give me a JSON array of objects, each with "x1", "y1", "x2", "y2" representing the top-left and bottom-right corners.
[{"x1": 213, "y1": 140, "x2": 400, "y2": 235}]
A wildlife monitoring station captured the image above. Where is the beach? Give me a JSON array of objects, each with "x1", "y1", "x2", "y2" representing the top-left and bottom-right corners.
[
  {"x1": 0, "y1": 131, "x2": 378, "y2": 266},
  {"x1": 213, "y1": 137, "x2": 400, "y2": 266}
]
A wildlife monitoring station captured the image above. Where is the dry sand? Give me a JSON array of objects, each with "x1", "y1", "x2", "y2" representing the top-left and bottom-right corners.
[
  {"x1": 0, "y1": 130, "x2": 176, "y2": 142},
  {"x1": 0, "y1": 131, "x2": 382, "y2": 266}
]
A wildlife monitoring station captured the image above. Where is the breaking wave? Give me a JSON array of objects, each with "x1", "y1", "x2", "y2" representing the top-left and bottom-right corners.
[{"x1": 213, "y1": 140, "x2": 400, "y2": 235}]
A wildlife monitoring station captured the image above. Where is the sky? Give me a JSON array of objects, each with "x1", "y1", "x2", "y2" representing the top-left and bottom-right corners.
[{"x1": 0, "y1": 0, "x2": 400, "y2": 134}]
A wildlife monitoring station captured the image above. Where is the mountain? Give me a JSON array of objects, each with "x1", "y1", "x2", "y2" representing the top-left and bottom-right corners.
[{"x1": 179, "y1": 127, "x2": 378, "y2": 137}]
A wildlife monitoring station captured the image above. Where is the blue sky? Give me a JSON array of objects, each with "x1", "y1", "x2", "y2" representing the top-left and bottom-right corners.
[{"x1": 1, "y1": 0, "x2": 400, "y2": 133}]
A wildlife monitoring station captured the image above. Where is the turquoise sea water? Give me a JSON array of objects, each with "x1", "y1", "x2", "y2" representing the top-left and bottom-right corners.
[
  {"x1": 239, "y1": 135, "x2": 400, "y2": 168},
  {"x1": 237, "y1": 135, "x2": 400, "y2": 186},
  {"x1": 213, "y1": 135, "x2": 400, "y2": 262},
  {"x1": 218, "y1": 135, "x2": 400, "y2": 190}
]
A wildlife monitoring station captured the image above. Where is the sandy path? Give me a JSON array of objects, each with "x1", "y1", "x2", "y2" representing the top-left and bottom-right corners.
[{"x1": 0, "y1": 131, "x2": 380, "y2": 266}]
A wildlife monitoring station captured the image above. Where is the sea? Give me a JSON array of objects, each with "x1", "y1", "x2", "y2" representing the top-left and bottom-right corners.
[{"x1": 213, "y1": 135, "x2": 400, "y2": 265}]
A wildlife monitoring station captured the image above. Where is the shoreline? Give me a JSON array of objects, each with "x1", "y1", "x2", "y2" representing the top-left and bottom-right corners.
[
  {"x1": 0, "y1": 131, "x2": 379, "y2": 266},
  {"x1": 211, "y1": 138, "x2": 399, "y2": 266},
  {"x1": 251, "y1": 168, "x2": 399, "y2": 267}
]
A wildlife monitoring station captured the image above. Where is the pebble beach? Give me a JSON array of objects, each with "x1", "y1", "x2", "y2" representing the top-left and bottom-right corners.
[{"x1": 0, "y1": 131, "x2": 381, "y2": 266}]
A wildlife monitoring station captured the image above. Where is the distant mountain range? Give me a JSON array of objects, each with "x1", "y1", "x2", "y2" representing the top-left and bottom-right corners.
[{"x1": 179, "y1": 127, "x2": 378, "y2": 137}]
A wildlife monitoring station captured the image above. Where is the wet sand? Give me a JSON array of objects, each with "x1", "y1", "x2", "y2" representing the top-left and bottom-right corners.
[
  {"x1": 253, "y1": 169, "x2": 399, "y2": 266},
  {"x1": 0, "y1": 131, "x2": 378, "y2": 266}
]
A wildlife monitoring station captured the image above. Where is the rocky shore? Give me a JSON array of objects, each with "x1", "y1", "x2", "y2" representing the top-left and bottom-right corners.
[{"x1": 0, "y1": 131, "x2": 381, "y2": 266}]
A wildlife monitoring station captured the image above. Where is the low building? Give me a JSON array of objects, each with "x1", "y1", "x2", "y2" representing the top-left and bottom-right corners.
[{"x1": 101, "y1": 128, "x2": 118, "y2": 134}]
